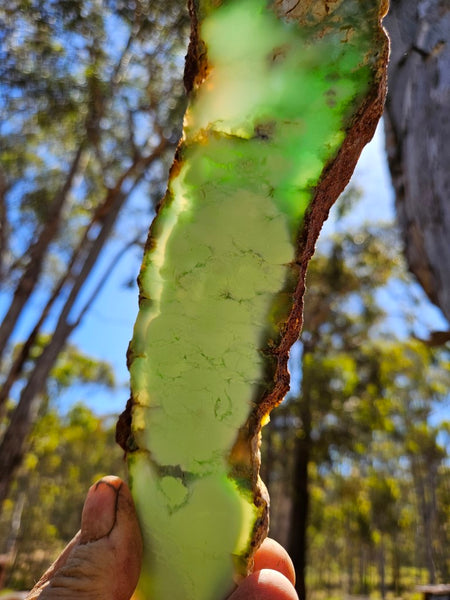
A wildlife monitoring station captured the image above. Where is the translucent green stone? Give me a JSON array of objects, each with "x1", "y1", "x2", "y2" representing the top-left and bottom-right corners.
[{"x1": 125, "y1": 1, "x2": 388, "y2": 598}]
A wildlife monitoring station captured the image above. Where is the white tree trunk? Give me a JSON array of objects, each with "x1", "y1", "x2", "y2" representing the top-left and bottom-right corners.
[{"x1": 384, "y1": 0, "x2": 450, "y2": 324}]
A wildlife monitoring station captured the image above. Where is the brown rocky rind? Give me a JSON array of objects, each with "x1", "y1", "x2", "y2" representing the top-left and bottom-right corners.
[{"x1": 225, "y1": 2, "x2": 390, "y2": 568}]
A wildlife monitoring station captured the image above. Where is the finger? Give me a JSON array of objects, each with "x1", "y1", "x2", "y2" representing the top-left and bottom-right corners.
[
  {"x1": 229, "y1": 569, "x2": 299, "y2": 600},
  {"x1": 26, "y1": 532, "x2": 83, "y2": 598},
  {"x1": 26, "y1": 476, "x2": 142, "y2": 600},
  {"x1": 79, "y1": 476, "x2": 143, "y2": 600},
  {"x1": 253, "y1": 538, "x2": 296, "y2": 586}
]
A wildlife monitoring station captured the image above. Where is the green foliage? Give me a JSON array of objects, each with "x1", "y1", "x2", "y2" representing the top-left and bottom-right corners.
[
  {"x1": 8, "y1": 335, "x2": 115, "y2": 391},
  {"x1": 0, "y1": 404, "x2": 125, "y2": 590},
  {"x1": 263, "y1": 219, "x2": 450, "y2": 593},
  {"x1": 49, "y1": 342, "x2": 115, "y2": 395},
  {"x1": 0, "y1": 341, "x2": 119, "y2": 589},
  {"x1": 0, "y1": 338, "x2": 115, "y2": 425},
  {"x1": 0, "y1": 0, "x2": 188, "y2": 271}
]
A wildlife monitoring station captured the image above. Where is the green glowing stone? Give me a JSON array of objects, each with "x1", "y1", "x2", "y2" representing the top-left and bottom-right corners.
[{"x1": 118, "y1": 1, "x2": 388, "y2": 599}]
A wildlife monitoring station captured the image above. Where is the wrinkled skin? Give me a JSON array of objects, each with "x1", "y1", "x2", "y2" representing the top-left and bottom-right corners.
[{"x1": 27, "y1": 477, "x2": 298, "y2": 600}]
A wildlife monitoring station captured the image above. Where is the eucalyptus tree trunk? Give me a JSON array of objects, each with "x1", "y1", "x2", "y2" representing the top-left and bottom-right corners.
[
  {"x1": 384, "y1": 0, "x2": 450, "y2": 325},
  {"x1": 287, "y1": 389, "x2": 312, "y2": 600}
]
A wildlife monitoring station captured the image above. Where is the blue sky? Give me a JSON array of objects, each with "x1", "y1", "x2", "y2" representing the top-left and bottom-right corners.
[
  {"x1": 68, "y1": 124, "x2": 394, "y2": 414},
  {"x1": 19, "y1": 122, "x2": 447, "y2": 417}
]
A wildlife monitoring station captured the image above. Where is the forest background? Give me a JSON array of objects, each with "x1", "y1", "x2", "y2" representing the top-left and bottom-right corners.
[{"x1": 0, "y1": 1, "x2": 448, "y2": 598}]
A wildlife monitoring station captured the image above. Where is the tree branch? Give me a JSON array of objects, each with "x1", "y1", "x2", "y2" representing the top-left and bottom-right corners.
[
  {"x1": 73, "y1": 235, "x2": 140, "y2": 328},
  {"x1": 0, "y1": 167, "x2": 10, "y2": 283},
  {"x1": 0, "y1": 144, "x2": 85, "y2": 364},
  {"x1": 0, "y1": 140, "x2": 168, "y2": 506}
]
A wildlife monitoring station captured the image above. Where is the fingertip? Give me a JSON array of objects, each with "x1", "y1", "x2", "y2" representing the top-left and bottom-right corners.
[
  {"x1": 98, "y1": 474, "x2": 125, "y2": 489},
  {"x1": 109, "y1": 478, "x2": 143, "y2": 600},
  {"x1": 80, "y1": 477, "x2": 121, "y2": 543},
  {"x1": 81, "y1": 476, "x2": 136, "y2": 544},
  {"x1": 230, "y1": 569, "x2": 298, "y2": 600},
  {"x1": 253, "y1": 538, "x2": 296, "y2": 586},
  {"x1": 81, "y1": 476, "x2": 142, "y2": 600}
]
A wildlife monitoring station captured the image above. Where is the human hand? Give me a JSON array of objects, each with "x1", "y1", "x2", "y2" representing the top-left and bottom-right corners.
[
  {"x1": 229, "y1": 537, "x2": 298, "y2": 600},
  {"x1": 27, "y1": 476, "x2": 298, "y2": 600},
  {"x1": 26, "y1": 476, "x2": 142, "y2": 600}
]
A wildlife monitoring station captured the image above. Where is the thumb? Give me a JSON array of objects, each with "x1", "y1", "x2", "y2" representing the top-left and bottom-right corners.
[{"x1": 27, "y1": 476, "x2": 142, "y2": 600}]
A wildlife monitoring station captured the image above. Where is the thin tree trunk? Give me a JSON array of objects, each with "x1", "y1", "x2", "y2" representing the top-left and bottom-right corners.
[
  {"x1": 392, "y1": 536, "x2": 401, "y2": 596},
  {"x1": 379, "y1": 537, "x2": 386, "y2": 600},
  {"x1": 411, "y1": 456, "x2": 436, "y2": 584},
  {"x1": 0, "y1": 249, "x2": 82, "y2": 418},
  {"x1": 0, "y1": 146, "x2": 133, "y2": 418},
  {"x1": 287, "y1": 337, "x2": 317, "y2": 600},
  {"x1": 0, "y1": 167, "x2": 9, "y2": 282},
  {"x1": 0, "y1": 144, "x2": 84, "y2": 363},
  {"x1": 0, "y1": 139, "x2": 168, "y2": 507},
  {"x1": 347, "y1": 529, "x2": 354, "y2": 594},
  {"x1": 384, "y1": 0, "x2": 450, "y2": 323},
  {"x1": 0, "y1": 183, "x2": 105, "y2": 418},
  {"x1": 0, "y1": 493, "x2": 25, "y2": 590},
  {"x1": 0, "y1": 189, "x2": 124, "y2": 506},
  {"x1": 0, "y1": 234, "x2": 137, "y2": 419},
  {"x1": 288, "y1": 432, "x2": 310, "y2": 600},
  {"x1": 359, "y1": 547, "x2": 368, "y2": 595}
]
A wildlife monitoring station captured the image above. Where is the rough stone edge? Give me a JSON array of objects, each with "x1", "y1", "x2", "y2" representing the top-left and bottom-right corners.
[{"x1": 227, "y1": 3, "x2": 391, "y2": 572}]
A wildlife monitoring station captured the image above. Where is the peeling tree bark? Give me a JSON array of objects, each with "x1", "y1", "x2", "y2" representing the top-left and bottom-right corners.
[{"x1": 384, "y1": 0, "x2": 450, "y2": 325}]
